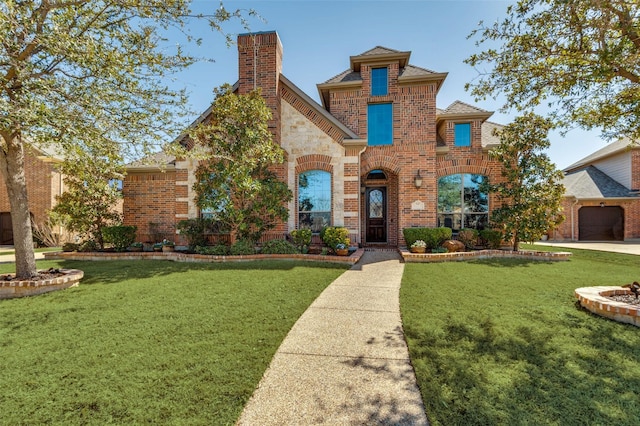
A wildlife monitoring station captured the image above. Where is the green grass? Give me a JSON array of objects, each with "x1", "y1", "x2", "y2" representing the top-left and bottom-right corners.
[
  {"x1": 0, "y1": 259, "x2": 348, "y2": 425},
  {"x1": 401, "y1": 245, "x2": 640, "y2": 426}
]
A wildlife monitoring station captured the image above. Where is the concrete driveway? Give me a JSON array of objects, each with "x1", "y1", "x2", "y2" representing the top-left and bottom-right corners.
[{"x1": 537, "y1": 241, "x2": 640, "y2": 256}]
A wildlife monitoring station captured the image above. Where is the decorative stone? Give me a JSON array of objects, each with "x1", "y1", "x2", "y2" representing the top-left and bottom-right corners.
[
  {"x1": 442, "y1": 240, "x2": 465, "y2": 252},
  {"x1": 411, "y1": 200, "x2": 425, "y2": 211}
]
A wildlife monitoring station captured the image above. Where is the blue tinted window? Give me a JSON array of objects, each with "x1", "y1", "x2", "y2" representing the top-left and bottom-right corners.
[
  {"x1": 371, "y1": 67, "x2": 388, "y2": 96},
  {"x1": 367, "y1": 103, "x2": 393, "y2": 146},
  {"x1": 454, "y1": 123, "x2": 471, "y2": 146},
  {"x1": 298, "y1": 170, "x2": 331, "y2": 232}
]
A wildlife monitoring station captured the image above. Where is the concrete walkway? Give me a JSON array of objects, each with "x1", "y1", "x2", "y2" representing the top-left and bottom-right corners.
[
  {"x1": 537, "y1": 241, "x2": 640, "y2": 256},
  {"x1": 237, "y1": 250, "x2": 428, "y2": 425}
]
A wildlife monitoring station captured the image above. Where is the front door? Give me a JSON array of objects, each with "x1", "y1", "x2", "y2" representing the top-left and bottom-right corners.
[
  {"x1": 366, "y1": 187, "x2": 386, "y2": 243},
  {"x1": 0, "y1": 212, "x2": 13, "y2": 245}
]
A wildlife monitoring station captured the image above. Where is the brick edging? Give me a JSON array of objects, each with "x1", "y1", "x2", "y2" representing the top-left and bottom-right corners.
[
  {"x1": 400, "y1": 248, "x2": 572, "y2": 262},
  {"x1": 575, "y1": 286, "x2": 640, "y2": 327},
  {"x1": 0, "y1": 269, "x2": 84, "y2": 299},
  {"x1": 44, "y1": 249, "x2": 365, "y2": 265}
]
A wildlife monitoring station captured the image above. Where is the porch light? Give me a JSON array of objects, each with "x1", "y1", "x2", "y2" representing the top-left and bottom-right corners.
[
  {"x1": 360, "y1": 183, "x2": 366, "y2": 194},
  {"x1": 414, "y1": 170, "x2": 423, "y2": 189},
  {"x1": 600, "y1": 202, "x2": 606, "y2": 208}
]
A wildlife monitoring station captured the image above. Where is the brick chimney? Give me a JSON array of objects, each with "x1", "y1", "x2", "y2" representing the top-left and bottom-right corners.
[{"x1": 237, "y1": 31, "x2": 283, "y2": 143}]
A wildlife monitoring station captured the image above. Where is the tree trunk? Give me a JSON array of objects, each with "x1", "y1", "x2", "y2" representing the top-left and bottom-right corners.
[{"x1": 0, "y1": 135, "x2": 37, "y2": 278}]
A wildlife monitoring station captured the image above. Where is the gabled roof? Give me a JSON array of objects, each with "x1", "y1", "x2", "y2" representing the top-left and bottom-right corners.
[
  {"x1": 322, "y1": 69, "x2": 362, "y2": 85},
  {"x1": 564, "y1": 138, "x2": 637, "y2": 172},
  {"x1": 350, "y1": 46, "x2": 411, "y2": 71},
  {"x1": 562, "y1": 165, "x2": 635, "y2": 199},
  {"x1": 436, "y1": 100, "x2": 493, "y2": 121},
  {"x1": 126, "y1": 151, "x2": 176, "y2": 172},
  {"x1": 280, "y1": 74, "x2": 359, "y2": 140},
  {"x1": 24, "y1": 141, "x2": 64, "y2": 163},
  {"x1": 357, "y1": 46, "x2": 404, "y2": 56}
]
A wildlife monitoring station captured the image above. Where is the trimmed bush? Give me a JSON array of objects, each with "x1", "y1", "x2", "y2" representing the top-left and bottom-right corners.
[
  {"x1": 290, "y1": 229, "x2": 312, "y2": 251},
  {"x1": 230, "y1": 239, "x2": 255, "y2": 256},
  {"x1": 403, "y1": 227, "x2": 452, "y2": 250},
  {"x1": 177, "y1": 218, "x2": 211, "y2": 250},
  {"x1": 321, "y1": 226, "x2": 350, "y2": 251},
  {"x1": 195, "y1": 244, "x2": 229, "y2": 256},
  {"x1": 260, "y1": 239, "x2": 298, "y2": 254},
  {"x1": 480, "y1": 229, "x2": 503, "y2": 249},
  {"x1": 102, "y1": 225, "x2": 137, "y2": 252},
  {"x1": 79, "y1": 239, "x2": 99, "y2": 252},
  {"x1": 457, "y1": 228, "x2": 479, "y2": 250}
]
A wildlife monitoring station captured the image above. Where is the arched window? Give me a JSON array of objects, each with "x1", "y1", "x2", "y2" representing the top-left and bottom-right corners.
[
  {"x1": 298, "y1": 170, "x2": 331, "y2": 232},
  {"x1": 437, "y1": 174, "x2": 488, "y2": 231}
]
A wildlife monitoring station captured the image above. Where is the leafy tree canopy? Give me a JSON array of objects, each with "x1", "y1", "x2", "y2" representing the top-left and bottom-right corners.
[
  {"x1": 483, "y1": 113, "x2": 565, "y2": 250},
  {"x1": 0, "y1": 1, "x2": 251, "y2": 277},
  {"x1": 466, "y1": 0, "x2": 640, "y2": 140},
  {"x1": 193, "y1": 85, "x2": 292, "y2": 244}
]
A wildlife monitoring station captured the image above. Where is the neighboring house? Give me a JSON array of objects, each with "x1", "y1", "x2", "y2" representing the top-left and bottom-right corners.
[
  {"x1": 0, "y1": 145, "x2": 64, "y2": 244},
  {"x1": 123, "y1": 31, "x2": 505, "y2": 247},
  {"x1": 552, "y1": 139, "x2": 640, "y2": 241}
]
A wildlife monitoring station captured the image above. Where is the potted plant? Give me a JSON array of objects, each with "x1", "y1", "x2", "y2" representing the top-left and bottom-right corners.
[
  {"x1": 410, "y1": 239, "x2": 427, "y2": 253},
  {"x1": 335, "y1": 243, "x2": 349, "y2": 256},
  {"x1": 321, "y1": 226, "x2": 350, "y2": 255},
  {"x1": 152, "y1": 242, "x2": 163, "y2": 252},
  {"x1": 129, "y1": 242, "x2": 143, "y2": 252},
  {"x1": 162, "y1": 239, "x2": 175, "y2": 252}
]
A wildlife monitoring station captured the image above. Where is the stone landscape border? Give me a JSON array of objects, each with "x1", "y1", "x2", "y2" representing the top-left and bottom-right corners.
[
  {"x1": 44, "y1": 249, "x2": 365, "y2": 265},
  {"x1": 0, "y1": 269, "x2": 84, "y2": 300},
  {"x1": 575, "y1": 286, "x2": 640, "y2": 327},
  {"x1": 400, "y1": 249, "x2": 572, "y2": 262}
]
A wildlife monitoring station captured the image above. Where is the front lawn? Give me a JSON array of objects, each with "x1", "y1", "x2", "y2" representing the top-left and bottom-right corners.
[
  {"x1": 0, "y1": 259, "x2": 348, "y2": 425},
  {"x1": 401, "y1": 245, "x2": 640, "y2": 425}
]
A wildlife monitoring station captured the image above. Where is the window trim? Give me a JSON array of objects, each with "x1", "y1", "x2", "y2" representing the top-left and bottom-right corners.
[{"x1": 437, "y1": 173, "x2": 488, "y2": 231}]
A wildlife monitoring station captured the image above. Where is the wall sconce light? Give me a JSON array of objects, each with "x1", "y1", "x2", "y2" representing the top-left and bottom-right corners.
[
  {"x1": 360, "y1": 183, "x2": 366, "y2": 194},
  {"x1": 600, "y1": 201, "x2": 606, "y2": 208},
  {"x1": 414, "y1": 170, "x2": 423, "y2": 189}
]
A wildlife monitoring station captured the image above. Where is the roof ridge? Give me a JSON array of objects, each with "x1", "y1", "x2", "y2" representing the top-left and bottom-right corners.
[
  {"x1": 403, "y1": 63, "x2": 439, "y2": 74},
  {"x1": 357, "y1": 45, "x2": 403, "y2": 56},
  {"x1": 445, "y1": 100, "x2": 490, "y2": 113},
  {"x1": 322, "y1": 68, "x2": 355, "y2": 84}
]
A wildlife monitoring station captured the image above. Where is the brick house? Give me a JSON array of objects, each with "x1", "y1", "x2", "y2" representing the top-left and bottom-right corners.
[
  {"x1": 552, "y1": 138, "x2": 640, "y2": 241},
  {"x1": 123, "y1": 31, "x2": 505, "y2": 247},
  {"x1": 0, "y1": 145, "x2": 64, "y2": 245}
]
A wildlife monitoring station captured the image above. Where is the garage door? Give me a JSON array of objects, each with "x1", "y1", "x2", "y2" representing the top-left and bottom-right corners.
[{"x1": 579, "y1": 206, "x2": 624, "y2": 241}]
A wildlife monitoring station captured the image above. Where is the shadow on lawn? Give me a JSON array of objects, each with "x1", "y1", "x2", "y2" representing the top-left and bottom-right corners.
[
  {"x1": 50, "y1": 259, "x2": 347, "y2": 286},
  {"x1": 406, "y1": 315, "x2": 640, "y2": 425}
]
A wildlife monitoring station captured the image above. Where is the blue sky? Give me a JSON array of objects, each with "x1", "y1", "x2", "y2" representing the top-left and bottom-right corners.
[{"x1": 167, "y1": 0, "x2": 609, "y2": 169}]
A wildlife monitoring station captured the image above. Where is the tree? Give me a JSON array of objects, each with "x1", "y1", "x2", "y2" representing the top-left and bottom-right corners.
[
  {"x1": 483, "y1": 113, "x2": 565, "y2": 251},
  {"x1": 0, "y1": 1, "x2": 250, "y2": 278},
  {"x1": 466, "y1": 0, "x2": 640, "y2": 140},
  {"x1": 192, "y1": 85, "x2": 292, "y2": 244},
  {"x1": 51, "y1": 146, "x2": 124, "y2": 249}
]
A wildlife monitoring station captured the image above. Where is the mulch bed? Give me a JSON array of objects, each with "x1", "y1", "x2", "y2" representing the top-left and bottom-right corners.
[
  {"x1": 0, "y1": 268, "x2": 65, "y2": 282},
  {"x1": 606, "y1": 294, "x2": 640, "y2": 305}
]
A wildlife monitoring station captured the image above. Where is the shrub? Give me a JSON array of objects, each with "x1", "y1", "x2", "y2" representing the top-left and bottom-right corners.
[
  {"x1": 480, "y1": 229, "x2": 503, "y2": 249},
  {"x1": 403, "y1": 227, "x2": 452, "y2": 250},
  {"x1": 321, "y1": 226, "x2": 350, "y2": 250},
  {"x1": 62, "y1": 242, "x2": 79, "y2": 252},
  {"x1": 290, "y1": 229, "x2": 312, "y2": 251},
  {"x1": 79, "y1": 239, "x2": 99, "y2": 252},
  {"x1": 261, "y1": 239, "x2": 298, "y2": 254},
  {"x1": 230, "y1": 239, "x2": 255, "y2": 256},
  {"x1": 177, "y1": 218, "x2": 213, "y2": 250},
  {"x1": 102, "y1": 225, "x2": 137, "y2": 252},
  {"x1": 195, "y1": 244, "x2": 229, "y2": 256},
  {"x1": 457, "y1": 228, "x2": 479, "y2": 250},
  {"x1": 431, "y1": 246, "x2": 448, "y2": 253}
]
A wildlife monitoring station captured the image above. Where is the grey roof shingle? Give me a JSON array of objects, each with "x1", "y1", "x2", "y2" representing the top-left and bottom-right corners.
[
  {"x1": 357, "y1": 46, "x2": 403, "y2": 56},
  {"x1": 322, "y1": 69, "x2": 362, "y2": 84},
  {"x1": 562, "y1": 166, "x2": 634, "y2": 199},
  {"x1": 399, "y1": 64, "x2": 441, "y2": 77},
  {"x1": 443, "y1": 100, "x2": 491, "y2": 115},
  {"x1": 481, "y1": 121, "x2": 503, "y2": 147},
  {"x1": 564, "y1": 138, "x2": 636, "y2": 171}
]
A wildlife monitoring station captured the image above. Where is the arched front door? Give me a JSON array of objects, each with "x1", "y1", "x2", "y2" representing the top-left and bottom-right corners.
[{"x1": 366, "y1": 187, "x2": 386, "y2": 243}]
